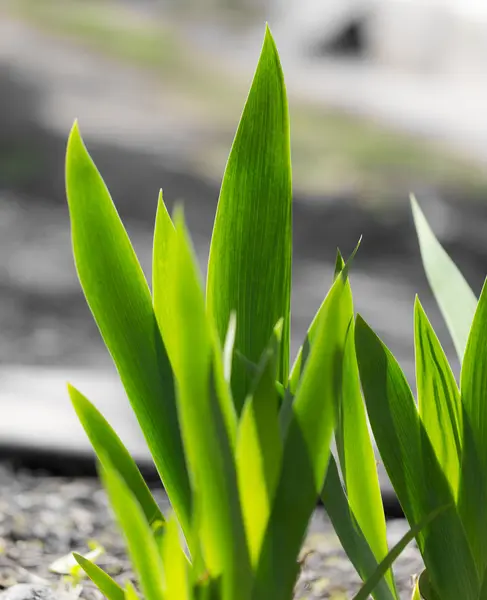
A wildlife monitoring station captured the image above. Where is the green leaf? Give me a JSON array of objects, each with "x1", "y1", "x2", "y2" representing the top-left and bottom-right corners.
[
  {"x1": 223, "y1": 312, "x2": 237, "y2": 383},
  {"x1": 125, "y1": 581, "x2": 141, "y2": 600},
  {"x1": 73, "y1": 553, "x2": 125, "y2": 600},
  {"x1": 414, "y1": 297, "x2": 462, "y2": 497},
  {"x1": 458, "y1": 279, "x2": 487, "y2": 573},
  {"x1": 355, "y1": 316, "x2": 479, "y2": 600},
  {"x1": 253, "y1": 262, "x2": 353, "y2": 600},
  {"x1": 162, "y1": 515, "x2": 192, "y2": 600},
  {"x1": 206, "y1": 25, "x2": 292, "y2": 411},
  {"x1": 411, "y1": 195, "x2": 477, "y2": 362},
  {"x1": 335, "y1": 319, "x2": 394, "y2": 596},
  {"x1": 100, "y1": 460, "x2": 165, "y2": 600},
  {"x1": 68, "y1": 384, "x2": 164, "y2": 526},
  {"x1": 417, "y1": 570, "x2": 441, "y2": 600},
  {"x1": 152, "y1": 190, "x2": 176, "y2": 362},
  {"x1": 236, "y1": 320, "x2": 283, "y2": 566},
  {"x1": 321, "y1": 455, "x2": 395, "y2": 600},
  {"x1": 167, "y1": 209, "x2": 250, "y2": 600},
  {"x1": 352, "y1": 505, "x2": 449, "y2": 600},
  {"x1": 65, "y1": 122, "x2": 191, "y2": 539}
]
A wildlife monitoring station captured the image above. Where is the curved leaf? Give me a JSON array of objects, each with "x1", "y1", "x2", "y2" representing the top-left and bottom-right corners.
[
  {"x1": 73, "y1": 554, "x2": 125, "y2": 600},
  {"x1": 65, "y1": 122, "x2": 191, "y2": 538},
  {"x1": 207, "y1": 25, "x2": 292, "y2": 411}
]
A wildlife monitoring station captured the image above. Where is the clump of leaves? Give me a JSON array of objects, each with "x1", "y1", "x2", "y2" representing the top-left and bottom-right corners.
[{"x1": 64, "y1": 25, "x2": 436, "y2": 600}]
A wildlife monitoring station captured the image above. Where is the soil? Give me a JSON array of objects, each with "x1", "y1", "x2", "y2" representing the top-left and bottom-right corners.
[{"x1": 0, "y1": 462, "x2": 422, "y2": 600}]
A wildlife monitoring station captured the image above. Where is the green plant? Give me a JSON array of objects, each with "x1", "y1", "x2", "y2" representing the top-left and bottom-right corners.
[
  {"x1": 64, "y1": 26, "x2": 438, "y2": 600},
  {"x1": 333, "y1": 194, "x2": 487, "y2": 600}
]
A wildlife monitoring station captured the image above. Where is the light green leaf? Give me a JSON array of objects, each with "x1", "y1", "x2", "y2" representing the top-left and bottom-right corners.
[
  {"x1": 223, "y1": 312, "x2": 237, "y2": 383},
  {"x1": 414, "y1": 297, "x2": 462, "y2": 497},
  {"x1": 236, "y1": 320, "x2": 283, "y2": 566},
  {"x1": 352, "y1": 505, "x2": 449, "y2": 600},
  {"x1": 458, "y1": 279, "x2": 487, "y2": 573},
  {"x1": 253, "y1": 263, "x2": 353, "y2": 600},
  {"x1": 100, "y1": 460, "x2": 165, "y2": 600},
  {"x1": 336, "y1": 318, "x2": 394, "y2": 596},
  {"x1": 411, "y1": 195, "x2": 477, "y2": 362},
  {"x1": 65, "y1": 122, "x2": 191, "y2": 539},
  {"x1": 167, "y1": 209, "x2": 250, "y2": 600},
  {"x1": 125, "y1": 581, "x2": 141, "y2": 600},
  {"x1": 152, "y1": 190, "x2": 176, "y2": 362},
  {"x1": 321, "y1": 455, "x2": 395, "y2": 600},
  {"x1": 68, "y1": 384, "x2": 164, "y2": 526},
  {"x1": 162, "y1": 516, "x2": 192, "y2": 600},
  {"x1": 355, "y1": 316, "x2": 479, "y2": 600},
  {"x1": 207, "y1": 25, "x2": 292, "y2": 411},
  {"x1": 73, "y1": 553, "x2": 125, "y2": 600}
]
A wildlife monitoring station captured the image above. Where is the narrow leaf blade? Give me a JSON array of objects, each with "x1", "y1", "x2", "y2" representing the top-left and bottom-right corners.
[
  {"x1": 411, "y1": 195, "x2": 477, "y2": 361},
  {"x1": 73, "y1": 554, "x2": 125, "y2": 600}
]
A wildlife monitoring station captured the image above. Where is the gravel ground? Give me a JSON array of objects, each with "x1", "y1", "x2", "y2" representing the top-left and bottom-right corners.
[{"x1": 0, "y1": 463, "x2": 423, "y2": 600}]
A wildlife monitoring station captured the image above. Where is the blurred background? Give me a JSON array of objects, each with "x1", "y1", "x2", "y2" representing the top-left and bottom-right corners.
[{"x1": 1, "y1": 0, "x2": 487, "y2": 468}]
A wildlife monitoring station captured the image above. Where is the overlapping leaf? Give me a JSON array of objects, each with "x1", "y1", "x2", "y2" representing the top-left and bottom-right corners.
[
  {"x1": 207, "y1": 26, "x2": 292, "y2": 411},
  {"x1": 73, "y1": 553, "x2": 125, "y2": 600},
  {"x1": 355, "y1": 316, "x2": 479, "y2": 600},
  {"x1": 166, "y1": 210, "x2": 250, "y2": 600},
  {"x1": 414, "y1": 297, "x2": 462, "y2": 497},
  {"x1": 65, "y1": 124, "x2": 191, "y2": 538}
]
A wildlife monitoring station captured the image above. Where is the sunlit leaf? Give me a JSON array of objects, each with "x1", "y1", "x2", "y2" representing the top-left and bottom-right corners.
[
  {"x1": 65, "y1": 122, "x2": 191, "y2": 539},
  {"x1": 162, "y1": 515, "x2": 192, "y2": 600},
  {"x1": 167, "y1": 209, "x2": 250, "y2": 600},
  {"x1": 253, "y1": 262, "x2": 353, "y2": 600},
  {"x1": 207, "y1": 25, "x2": 292, "y2": 411},
  {"x1": 355, "y1": 316, "x2": 479, "y2": 600},
  {"x1": 68, "y1": 384, "x2": 164, "y2": 526},
  {"x1": 414, "y1": 297, "x2": 462, "y2": 497},
  {"x1": 73, "y1": 554, "x2": 125, "y2": 600},
  {"x1": 236, "y1": 320, "x2": 283, "y2": 566},
  {"x1": 411, "y1": 195, "x2": 477, "y2": 362},
  {"x1": 100, "y1": 460, "x2": 165, "y2": 600},
  {"x1": 125, "y1": 581, "x2": 141, "y2": 600},
  {"x1": 223, "y1": 312, "x2": 237, "y2": 383}
]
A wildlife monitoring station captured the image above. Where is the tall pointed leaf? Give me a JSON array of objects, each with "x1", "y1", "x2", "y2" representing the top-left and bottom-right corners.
[
  {"x1": 411, "y1": 195, "x2": 477, "y2": 362},
  {"x1": 100, "y1": 461, "x2": 166, "y2": 600},
  {"x1": 152, "y1": 190, "x2": 177, "y2": 361},
  {"x1": 253, "y1": 266, "x2": 352, "y2": 600},
  {"x1": 167, "y1": 210, "x2": 250, "y2": 600},
  {"x1": 207, "y1": 25, "x2": 292, "y2": 411},
  {"x1": 336, "y1": 319, "x2": 394, "y2": 595},
  {"x1": 414, "y1": 297, "x2": 462, "y2": 497},
  {"x1": 65, "y1": 123, "x2": 191, "y2": 538},
  {"x1": 458, "y1": 279, "x2": 487, "y2": 573},
  {"x1": 236, "y1": 321, "x2": 283, "y2": 566},
  {"x1": 321, "y1": 455, "x2": 396, "y2": 600},
  {"x1": 355, "y1": 316, "x2": 479, "y2": 600}
]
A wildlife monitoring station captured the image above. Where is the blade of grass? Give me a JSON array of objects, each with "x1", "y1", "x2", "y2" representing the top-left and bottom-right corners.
[
  {"x1": 167, "y1": 209, "x2": 250, "y2": 600},
  {"x1": 207, "y1": 25, "x2": 293, "y2": 411},
  {"x1": 411, "y1": 195, "x2": 477, "y2": 362},
  {"x1": 68, "y1": 384, "x2": 164, "y2": 526},
  {"x1": 73, "y1": 554, "x2": 125, "y2": 600},
  {"x1": 253, "y1": 262, "x2": 353, "y2": 600},
  {"x1": 355, "y1": 316, "x2": 479, "y2": 600},
  {"x1": 458, "y1": 279, "x2": 487, "y2": 574},
  {"x1": 125, "y1": 581, "x2": 141, "y2": 600},
  {"x1": 65, "y1": 122, "x2": 191, "y2": 539},
  {"x1": 223, "y1": 312, "x2": 237, "y2": 383},
  {"x1": 321, "y1": 455, "x2": 396, "y2": 600},
  {"x1": 100, "y1": 460, "x2": 166, "y2": 600},
  {"x1": 352, "y1": 505, "x2": 449, "y2": 600},
  {"x1": 414, "y1": 297, "x2": 462, "y2": 497},
  {"x1": 236, "y1": 320, "x2": 283, "y2": 567}
]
